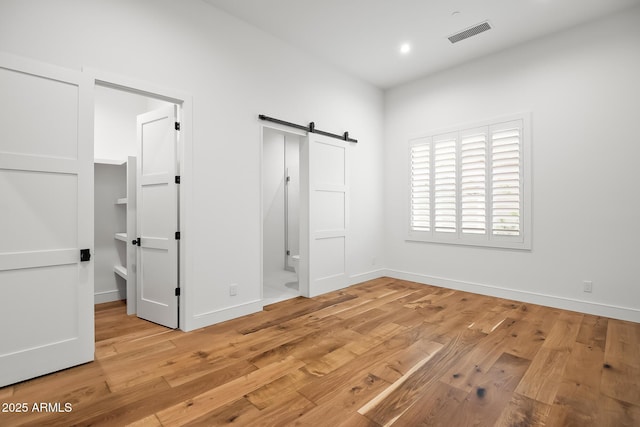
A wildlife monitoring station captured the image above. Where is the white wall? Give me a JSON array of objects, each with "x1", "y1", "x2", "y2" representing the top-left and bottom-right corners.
[
  {"x1": 0, "y1": 0, "x2": 385, "y2": 330},
  {"x1": 94, "y1": 86, "x2": 147, "y2": 162},
  {"x1": 95, "y1": 86, "x2": 174, "y2": 162},
  {"x1": 384, "y1": 7, "x2": 640, "y2": 321}
]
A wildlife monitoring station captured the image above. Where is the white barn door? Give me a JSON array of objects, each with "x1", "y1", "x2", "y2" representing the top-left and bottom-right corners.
[
  {"x1": 0, "y1": 54, "x2": 94, "y2": 387},
  {"x1": 135, "y1": 106, "x2": 179, "y2": 328},
  {"x1": 300, "y1": 133, "x2": 349, "y2": 297}
]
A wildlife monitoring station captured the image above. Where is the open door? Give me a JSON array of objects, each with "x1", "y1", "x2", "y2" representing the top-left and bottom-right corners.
[
  {"x1": 300, "y1": 133, "x2": 350, "y2": 297},
  {"x1": 0, "y1": 54, "x2": 94, "y2": 387},
  {"x1": 135, "y1": 105, "x2": 179, "y2": 328}
]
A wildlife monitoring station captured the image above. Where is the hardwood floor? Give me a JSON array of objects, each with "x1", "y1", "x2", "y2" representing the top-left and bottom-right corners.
[{"x1": 1, "y1": 277, "x2": 639, "y2": 426}]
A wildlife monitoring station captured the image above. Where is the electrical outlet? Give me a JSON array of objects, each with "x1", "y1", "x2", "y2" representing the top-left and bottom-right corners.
[
  {"x1": 583, "y1": 280, "x2": 593, "y2": 293},
  {"x1": 229, "y1": 284, "x2": 238, "y2": 296}
]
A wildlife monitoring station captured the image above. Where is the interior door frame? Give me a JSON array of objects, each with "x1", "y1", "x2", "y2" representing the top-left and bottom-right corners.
[
  {"x1": 84, "y1": 67, "x2": 193, "y2": 331},
  {"x1": 259, "y1": 122, "x2": 309, "y2": 298}
]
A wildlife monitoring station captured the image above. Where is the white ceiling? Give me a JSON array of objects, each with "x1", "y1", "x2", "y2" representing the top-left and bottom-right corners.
[{"x1": 203, "y1": 0, "x2": 640, "y2": 89}]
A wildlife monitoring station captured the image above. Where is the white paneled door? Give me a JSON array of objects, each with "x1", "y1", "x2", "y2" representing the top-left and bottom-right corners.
[
  {"x1": 135, "y1": 106, "x2": 179, "y2": 329},
  {"x1": 0, "y1": 54, "x2": 94, "y2": 387},
  {"x1": 300, "y1": 133, "x2": 349, "y2": 297}
]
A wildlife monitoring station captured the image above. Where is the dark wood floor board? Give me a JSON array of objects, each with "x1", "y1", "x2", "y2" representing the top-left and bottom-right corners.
[
  {"x1": 155, "y1": 356, "x2": 305, "y2": 425},
  {"x1": 494, "y1": 392, "x2": 551, "y2": 427},
  {"x1": 576, "y1": 314, "x2": 608, "y2": 351},
  {"x1": 293, "y1": 372, "x2": 391, "y2": 426},
  {"x1": 540, "y1": 311, "x2": 583, "y2": 351},
  {"x1": 357, "y1": 341, "x2": 444, "y2": 419},
  {"x1": 180, "y1": 397, "x2": 261, "y2": 427},
  {"x1": 360, "y1": 328, "x2": 486, "y2": 425},
  {"x1": 111, "y1": 329, "x2": 182, "y2": 355},
  {"x1": 2, "y1": 277, "x2": 640, "y2": 426},
  {"x1": 514, "y1": 347, "x2": 572, "y2": 405},
  {"x1": 368, "y1": 339, "x2": 441, "y2": 384},
  {"x1": 439, "y1": 317, "x2": 520, "y2": 393},
  {"x1": 333, "y1": 288, "x2": 424, "y2": 321},
  {"x1": 336, "y1": 307, "x2": 390, "y2": 333},
  {"x1": 202, "y1": 391, "x2": 315, "y2": 427},
  {"x1": 238, "y1": 293, "x2": 358, "y2": 335},
  {"x1": 296, "y1": 324, "x2": 436, "y2": 404},
  {"x1": 161, "y1": 355, "x2": 256, "y2": 388},
  {"x1": 562, "y1": 341, "x2": 604, "y2": 389},
  {"x1": 18, "y1": 376, "x2": 171, "y2": 427},
  {"x1": 2, "y1": 370, "x2": 111, "y2": 427},
  {"x1": 248, "y1": 322, "x2": 361, "y2": 368},
  {"x1": 244, "y1": 367, "x2": 314, "y2": 410},
  {"x1": 444, "y1": 352, "x2": 530, "y2": 427},
  {"x1": 501, "y1": 318, "x2": 551, "y2": 361},
  {"x1": 379, "y1": 302, "x2": 430, "y2": 329},
  {"x1": 338, "y1": 412, "x2": 382, "y2": 427},
  {"x1": 402, "y1": 287, "x2": 457, "y2": 310},
  {"x1": 596, "y1": 393, "x2": 640, "y2": 427},
  {"x1": 353, "y1": 306, "x2": 423, "y2": 337},
  {"x1": 421, "y1": 294, "x2": 495, "y2": 343},
  {"x1": 546, "y1": 378, "x2": 600, "y2": 427},
  {"x1": 303, "y1": 346, "x2": 361, "y2": 378},
  {"x1": 391, "y1": 380, "x2": 468, "y2": 427},
  {"x1": 601, "y1": 319, "x2": 640, "y2": 405}
]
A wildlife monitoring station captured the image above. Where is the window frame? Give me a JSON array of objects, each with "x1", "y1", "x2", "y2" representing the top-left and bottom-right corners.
[{"x1": 407, "y1": 113, "x2": 532, "y2": 250}]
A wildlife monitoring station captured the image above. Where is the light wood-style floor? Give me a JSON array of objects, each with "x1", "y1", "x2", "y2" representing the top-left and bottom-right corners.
[{"x1": 1, "y1": 277, "x2": 639, "y2": 426}]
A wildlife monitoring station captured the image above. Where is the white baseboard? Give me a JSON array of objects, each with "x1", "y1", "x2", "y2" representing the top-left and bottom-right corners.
[
  {"x1": 384, "y1": 269, "x2": 640, "y2": 323},
  {"x1": 94, "y1": 289, "x2": 125, "y2": 304},
  {"x1": 349, "y1": 268, "x2": 387, "y2": 285},
  {"x1": 185, "y1": 299, "x2": 264, "y2": 332}
]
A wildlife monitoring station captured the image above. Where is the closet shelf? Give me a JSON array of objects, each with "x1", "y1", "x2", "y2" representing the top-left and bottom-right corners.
[
  {"x1": 114, "y1": 265, "x2": 127, "y2": 279},
  {"x1": 116, "y1": 198, "x2": 128, "y2": 205},
  {"x1": 114, "y1": 232, "x2": 127, "y2": 242}
]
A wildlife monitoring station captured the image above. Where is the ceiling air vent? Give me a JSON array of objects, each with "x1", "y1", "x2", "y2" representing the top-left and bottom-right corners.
[{"x1": 448, "y1": 21, "x2": 492, "y2": 44}]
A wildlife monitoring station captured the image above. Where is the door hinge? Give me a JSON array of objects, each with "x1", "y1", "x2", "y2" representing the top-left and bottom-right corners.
[
  {"x1": 175, "y1": 287, "x2": 181, "y2": 296},
  {"x1": 175, "y1": 176, "x2": 181, "y2": 184},
  {"x1": 175, "y1": 122, "x2": 181, "y2": 131},
  {"x1": 175, "y1": 231, "x2": 181, "y2": 240},
  {"x1": 80, "y1": 249, "x2": 91, "y2": 262}
]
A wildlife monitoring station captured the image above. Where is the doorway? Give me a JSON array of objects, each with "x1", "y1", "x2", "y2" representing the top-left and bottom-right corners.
[
  {"x1": 93, "y1": 83, "x2": 180, "y2": 329},
  {"x1": 261, "y1": 124, "x2": 351, "y2": 303},
  {"x1": 262, "y1": 127, "x2": 303, "y2": 304}
]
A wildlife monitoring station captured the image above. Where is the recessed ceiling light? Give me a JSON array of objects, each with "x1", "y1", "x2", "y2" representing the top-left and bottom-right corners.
[{"x1": 400, "y1": 43, "x2": 411, "y2": 54}]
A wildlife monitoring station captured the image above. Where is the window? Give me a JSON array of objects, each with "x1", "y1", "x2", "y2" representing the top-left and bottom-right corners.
[{"x1": 408, "y1": 114, "x2": 531, "y2": 249}]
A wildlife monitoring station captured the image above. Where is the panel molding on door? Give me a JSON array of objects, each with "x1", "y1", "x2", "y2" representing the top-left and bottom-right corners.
[
  {"x1": 136, "y1": 105, "x2": 179, "y2": 329},
  {"x1": 0, "y1": 52, "x2": 94, "y2": 387},
  {"x1": 300, "y1": 133, "x2": 350, "y2": 298}
]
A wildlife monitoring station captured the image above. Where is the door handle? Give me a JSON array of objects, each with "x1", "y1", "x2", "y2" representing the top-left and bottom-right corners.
[
  {"x1": 80, "y1": 249, "x2": 91, "y2": 262},
  {"x1": 132, "y1": 238, "x2": 141, "y2": 246}
]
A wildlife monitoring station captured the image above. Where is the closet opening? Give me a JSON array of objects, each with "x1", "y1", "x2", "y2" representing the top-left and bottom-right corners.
[{"x1": 93, "y1": 82, "x2": 181, "y2": 331}]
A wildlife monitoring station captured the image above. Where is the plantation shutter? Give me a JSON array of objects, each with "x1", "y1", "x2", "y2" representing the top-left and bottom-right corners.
[
  {"x1": 410, "y1": 140, "x2": 430, "y2": 232},
  {"x1": 491, "y1": 121, "x2": 522, "y2": 236},
  {"x1": 433, "y1": 134, "x2": 457, "y2": 233},
  {"x1": 461, "y1": 128, "x2": 487, "y2": 235},
  {"x1": 407, "y1": 115, "x2": 528, "y2": 249}
]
